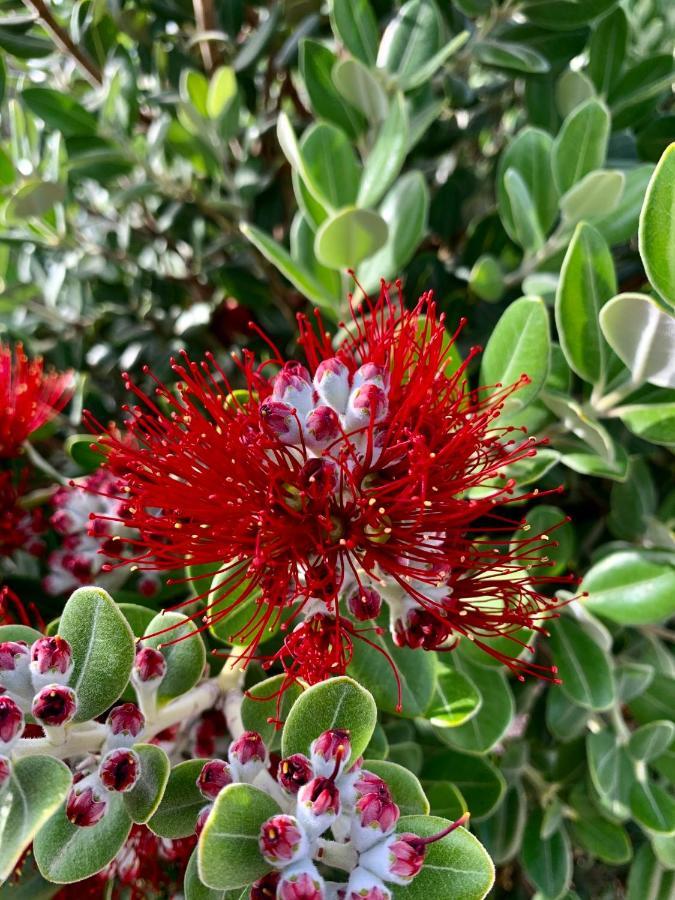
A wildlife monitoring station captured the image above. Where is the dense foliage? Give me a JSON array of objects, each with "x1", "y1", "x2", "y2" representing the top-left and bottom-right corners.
[{"x1": 0, "y1": 1, "x2": 674, "y2": 898}]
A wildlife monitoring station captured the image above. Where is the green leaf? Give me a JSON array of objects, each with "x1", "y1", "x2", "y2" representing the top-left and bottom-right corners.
[
  {"x1": 391, "y1": 815, "x2": 494, "y2": 900},
  {"x1": 6, "y1": 181, "x2": 65, "y2": 220},
  {"x1": 627, "y1": 844, "x2": 675, "y2": 900},
  {"x1": 608, "y1": 458, "x2": 657, "y2": 540},
  {"x1": 582, "y1": 550, "x2": 675, "y2": 626},
  {"x1": 629, "y1": 673, "x2": 675, "y2": 727},
  {"x1": 198, "y1": 784, "x2": 280, "y2": 890},
  {"x1": 240, "y1": 222, "x2": 338, "y2": 316},
  {"x1": 546, "y1": 686, "x2": 590, "y2": 740},
  {"x1": 437, "y1": 658, "x2": 514, "y2": 755},
  {"x1": 240, "y1": 675, "x2": 303, "y2": 751},
  {"x1": 21, "y1": 89, "x2": 98, "y2": 137},
  {"x1": 332, "y1": 58, "x2": 388, "y2": 123},
  {"x1": 185, "y1": 848, "x2": 227, "y2": 900},
  {"x1": 124, "y1": 743, "x2": 171, "y2": 824},
  {"x1": 630, "y1": 779, "x2": 675, "y2": 834},
  {"x1": 299, "y1": 122, "x2": 361, "y2": 210},
  {"x1": 522, "y1": 812, "x2": 572, "y2": 900},
  {"x1": 588, "y1": 7, "x2": 628, "y2": 96},
  {"x1": 422, "y1": 750, "x2": 505, "y2": 820},
  {"x1": 330, "y1": 0, "x2": 379, "y2": 65},
  {"x1": 629, "y1": 722, "x2": 675, "y2": 763},
  {"x1": 281, "y1": 676, "x2": 377, "y2": 764},
  {"x1": 142, "y1": 612, "x2": 206, "y2": 704},
  {"x1": 423, "y1": 781, "x2": 467, "y2": 821},
  {"x1": 377, "y1": 0, "x2": 444, "y2": 91},
  {"x1": 477, "y1": 783, "x2": 527, "y2": 865},
  {"x1": 314, "y1": 207, "x2": 388, "y2": 269},
  {"x1": 60, "y1": 586, "x2": 135, "y2": 723},
  {"x1": 358, "y1": 93, "x2": 409, "y2": 208},
  {"x1": 363, "y1": 760, "x2": 430, "y2": 816},
  {"x1": 148, "y1": 760, "x2": 207, "y2": 839},
  {"x1": 503, "y1": 168, "x2": 545, "y2": 251},
  {"x1": 548, "y1": 617, "x2": 615, "y2": 710},
  {"x1": 64, "y1": 434, "x2": 101, "y2": 472},
  {"x1": 511, "y1": 504, "x2": 574, "y2": 577},
  {"x1": 348, "y1": 626, "x2": 436, "y2": 717},
  {"x1": 34, "y1": 793, "x2": 132, "y2": 884},
  {"x1": 610, "y1": 56, "x2": 675, "y2": 129},
  {"x1": 587, "y1": 730, "x2": 633, "y2": 818},
  {"x1": 554, "y1": 222, "x2": 618, "y2": 385},
  {"x1": 358, "y1": 171, "x2": 429, "y2": 290},
  {"x1": 618, "y1": 402, "x2": 675, "y2": 448},
  {"x1": 522, "y1": 0, "x2": 619, "y2": 29},
  {"x1": 474, "y1": 40, "x2": 549, "y2": 74},
  {"x1": 118, "y1": 603, "x2": 156, "y2": 638},
  {"x1": 593, "y1": 164, "x2": 654, "y2": 245},
  {"x1": 556, "y1": 69, "x2": 596, "y2": 119},
  {"x1": 560, "y1": 169, "x2": 625, "y2": 223},
  {"x1": 497, "y1": 128, "x2": 559, "y2": 242},
  {"x1": 552, "y1": 99, "x2": 610, "y2": 194},
  {"x1": 300, "y1": 40, "x2": 365, "y2": 139},
  {"x1": 616, "y1": 662, "x2": 655, "y2": 704},
  {"x1": 469, "y1": 255, "x2": 505, "y2": 303},
  {"x1": 599, "y1": 294, "x2": 675, "y2": 388},
  {"x1": 0, "y1": 757, "x2": 72, "y2": 882},
  {"x1": 569, "y1": 813, "x2": 631, "y2": 865},
  {"x1": 0, "y1": 623, "x2": 42, "y2": 643},
  {"x1": 480, "y1": 296, "x2": 550, "y2": 412},
  {"x1": 206, "y1": 67, "x2": 237, "y2": 119},
  {"x1": 426, "y1": 661, "x2": 481, "y2": 728}
]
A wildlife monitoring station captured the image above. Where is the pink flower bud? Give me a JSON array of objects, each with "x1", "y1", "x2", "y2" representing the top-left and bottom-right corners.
[
  {"x1": 260, "y1": 399, "x2": 301, "y2": 444},
  {"x1": 392, "y1": 608, "x2": 451, "y2": 651},
  {"x1": 0, "y1": 641, "x2": 31, "y2": 696},
  {"x1": 106, "y1": 703, "x2": 145, "y2": 746},
  {"x1": 305, "y1": 406, "x2": 340, "y2": 447},
  {"x1": 259, "y1": 814, "x2": 309, "y2": 868},
  {"x1": 346, "y1": 868, "x2": 391, "y2": 900},
  {"x1": 278, "y1": 862, "x2": 326, "y2": 900},
  {"x1": 310, "y1": 729, "x2": 351, "y2": 779},
  {"x1": 351, "y1": 776, "x2": 399, "y2": 851},
  {"x1": 272, "y1": 363, "x2": 314, "y2": 414},
  {"x1": 30, "y1": 636, "x2": 73, "y2": 689},
  {"x1": 250, "y1": 871, "x2": 280, "y2": 900},
  {"x1": 228, "y1": 731, "x2": 267, "y2": 780},
  {"x1": 359, "y1": 834, "x2": 425, "y2": 886},
  {"x1": 66, "y1": 777, "x2": 108, "y2": 827},
  {"x1": 297, "y1": 776, "x2": 340, "y2": 837},
  {"x1": 138, "y1": 573, "x2": 160, "y2": 598},
  {"x1": 348, "y1": 383, "x2": 388, "y2": 426},
  {"x1": 31, "y1": 683, "x2": 77, "y2": 727},
  {"x1": 197, "y1": 759, "x2": 232, "y2": 800},
  {"x1": 99, "y1": 749, "x2": 140, "y2": 792},
  {"x1": 347, "y1": 588, "x2": 382, "y2": 622},
  {"x1": 277, "y1": 754, "x2": 313, "y2": 794},
  {"x1": 0, "y1": 696, "x2": 24, "y2": 745},
  {"x1": 133, "y1": 646, "x2": 166, "y2": 683},
  {"x1": 0, "y1": 754, "x2": 10, "y2": 789},
  {"x1": 314, "y1": 358, "x2": 351, "y2": 414},
  {"x1": 195, "y1": 803, "x2": 212, "y2": 837}
]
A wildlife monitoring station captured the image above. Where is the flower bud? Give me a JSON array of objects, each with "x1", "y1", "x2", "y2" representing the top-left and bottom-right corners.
[
  {"x1": 197, "y1": 759, "x2": 232, "y2": 800},
  {"x1": 259, "y1": 814, "x2": 309, "y2": 868},
  {"x1": 352, "y1": 364, "x2": 387, "y2": 391},
  {"x1": 314, "y1": 358, "x2": 351, "y2": 414},
  {"x1": 0, "y1": 641, "x2": 31, "y2": 697},
  {"x1": 358, "y1": 833, "x2": 426, "y2": 885},
  {"x1": 278, "y1": 862, "x2": 326, "y2": 900},
  {"x1": 228, "y1": 731, "x2": 267, "y2": 781},
  {"x1": 195, "y1": 803, "x2": 212, "y2": 837},
  {"x1": 0, "y1": 696, "x2": 24, "y2": 746},
  {"x1": 66, "y1": 775, "x2": 108, "y2": 827},
  {"x1": 0, "y1": 754, "x2": 10, "y2": 789},
  {"x1": 350, "y1": 776, "x2": 399, "y2": 851},
  {"x1": 277, "y1": 753, "x2": 313, "y2": 794},
  {"x1": 297, "y1": 776, "x2": 340, "y2": 837},
  {"x1": 31, "y1": 683, "x2": 77, "y2": 727},
  {"x1": 347, "y1": 588, "x2": 382, "y2": 622},
  {"x1": 392, "y1": 607, "x2": 451, "y2": 651},
  {"x1": 272, "y1": 363, "x2": 314, "y2": 416},
  {"x1": 99, "y1": 748, "x2": 140, "y2": 793},
  {"x1": 133, "y1": 646, "x2": 167, "y2": 683},
  {"x1": 260, "y1": 399, "x2": 302, "y2": 444},
  {"x1": 345, "y1": 868, "x2": 392, "y2": 900},
  {"x1": 346, "y1": 382, "x2": 387, "y2": 428},
  {"x1": 106, "y1": 703, "x2": 145, "y2": 749},
  {"x1": 137, "y1": 573, "x2": 160, "y2": 598},
  {"x1": 250, "y1": 871, "x2": 280, "y2": 900},
  {"x1": 310, "y1": 729, "x2": 351, "y2": 779},
  {"x1": 305, "y1": 406, "x2": 340, "y2": 448},
  {"x1": 30, "y1": 636, "x2": 73, "y2": 690}
]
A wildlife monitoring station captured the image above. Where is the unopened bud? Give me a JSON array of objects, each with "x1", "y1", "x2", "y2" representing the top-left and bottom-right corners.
[
  {"x1": 250, "y1": 871, "x2": 280, "y2": 900},
  {"x1": 228, "y1": 731, "x2": 267, "y2": 781},
  {"x1": 314, "y1": 358, "x2": 351, "y2": 414},
  {"x1": 305, "y1": 406, "x2": 340, "y2": 448},
  {"x1": 197, "y1": 759, "x2": 232, "y2": 800},
  {"x1": 260, "y1": 399, "x2": 302, "y2": 444},
  {"x1": 31, "y1": 684, "x2": 77, "y2": 727},
  {"x1": 259, "y1": 814, "x2": 309, "y2": 868},
  {"x1": 277, "y1": 753, "x2": 313, "y2": 794},
  {"x1": 133, "y1": 646, "x2": 166, "y2": 683},
  {"x1": 0, "y1": 641, "x2": 31, "y2": 697},
  {"x1": 106, "y1": 703, "x2": 145, "y2": 749},
  {"x1": 351, "y1": 775, "x2": 399, "y2": 851},
  {"x1": 297, "y1": 776, "x2": 340, "y2": 837},
  {"x1": 346, "y1": 868, "x2": 391, "y2": 900},
  {"x1": 392, "y1": 607, "x2": 451, "y2": 651},
  {"x1": 310, "y1": 729, "x2": 351, "y2": 779},
  {"x1": 347, "y1": 588, "x2": 382, "y2": 622},
  {"x1": 30, "y1": 636, "x2": 73, "y2": 690},
  {"x1": 0, "y1": 696, "x2": 24, "y2": 746},
  {"x1": 277, "y1": 862, "x2": 326, "y2": 900},
  {"x1": 99, "y1": 748, "x2": 140, "y2": 792},
  {"x1": 66, "y1": 775, "x2": 108, "y2": 827}
]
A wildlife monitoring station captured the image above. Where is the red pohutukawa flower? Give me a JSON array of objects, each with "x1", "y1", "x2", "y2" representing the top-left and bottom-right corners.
[
  {"x1": 0, "y1": 342, "x2": 73, "y2": 458},
  {"x1": 88, "y1": 284, "x2": 573, "y2": 705}
]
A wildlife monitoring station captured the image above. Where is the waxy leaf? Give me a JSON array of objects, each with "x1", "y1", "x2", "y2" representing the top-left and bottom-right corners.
[
  {"x1": 364, "y1": 760, "x2": 430, "y2": 816},
  {"x1": 549, "y1": 617, "x2": 615, "y2": 710},
  {"x1": 553, "y1": 98, "x2": 610, "y2": 193},
  {"x1": 143, "y1": 611, "x2": 206, "y2": 704},
  {"x1": 639, "y1": 144, "x2": 675, "y2": 305},
  {"x1": 148, "y1": 760, "x2": 208, "y2": 838},
  {"x1": 522, "y1": 812, "x2": 572, "y2": 900},
  {"x1": 599, "y1": 293, "x2": 675, "y2": 388},
  {"x1": 330, "y1": 0, "x2": 378, "y2": 65},
  {"x1": 124, "y1": 743, "x2": 171, "y2": 824},
  {"x1": 583, "y1": 551, "x2": 675, "y2": 625}
]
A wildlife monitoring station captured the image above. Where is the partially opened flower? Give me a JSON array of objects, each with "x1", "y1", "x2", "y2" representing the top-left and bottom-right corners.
[
  {"x1": 0, "y1": 342, "x2": 73, "y2": 458},
  {"x1": 88, "y1": 284, "x2": 572, "y2": 702}
]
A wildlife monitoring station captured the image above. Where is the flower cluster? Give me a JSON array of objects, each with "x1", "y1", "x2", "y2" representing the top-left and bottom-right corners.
[
  {"x1": 0, "y1": 470, "x2": 46, "y2": 558},
  {"x1": 89, "y1": 286, "x2": 571, "y2": 699},
  {"x1": 251, "y1": 727, "x2": 466, "y2": 900}
]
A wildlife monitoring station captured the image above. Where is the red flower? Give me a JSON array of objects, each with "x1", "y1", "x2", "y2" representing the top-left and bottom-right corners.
[
  {"x1": 0, "y1": 343, "x2": 72, "y2": 458},
  {"x1": 89, "y1": 285, "x2": 571, "y2": 701},
  {"x1": 0, "y1": 471, "x2": 46, "y2": 558}
]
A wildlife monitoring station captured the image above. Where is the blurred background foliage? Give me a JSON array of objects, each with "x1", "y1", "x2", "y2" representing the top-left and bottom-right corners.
[{"x1": 0, "y1": 1, "x2": 674, "y2": 898}]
